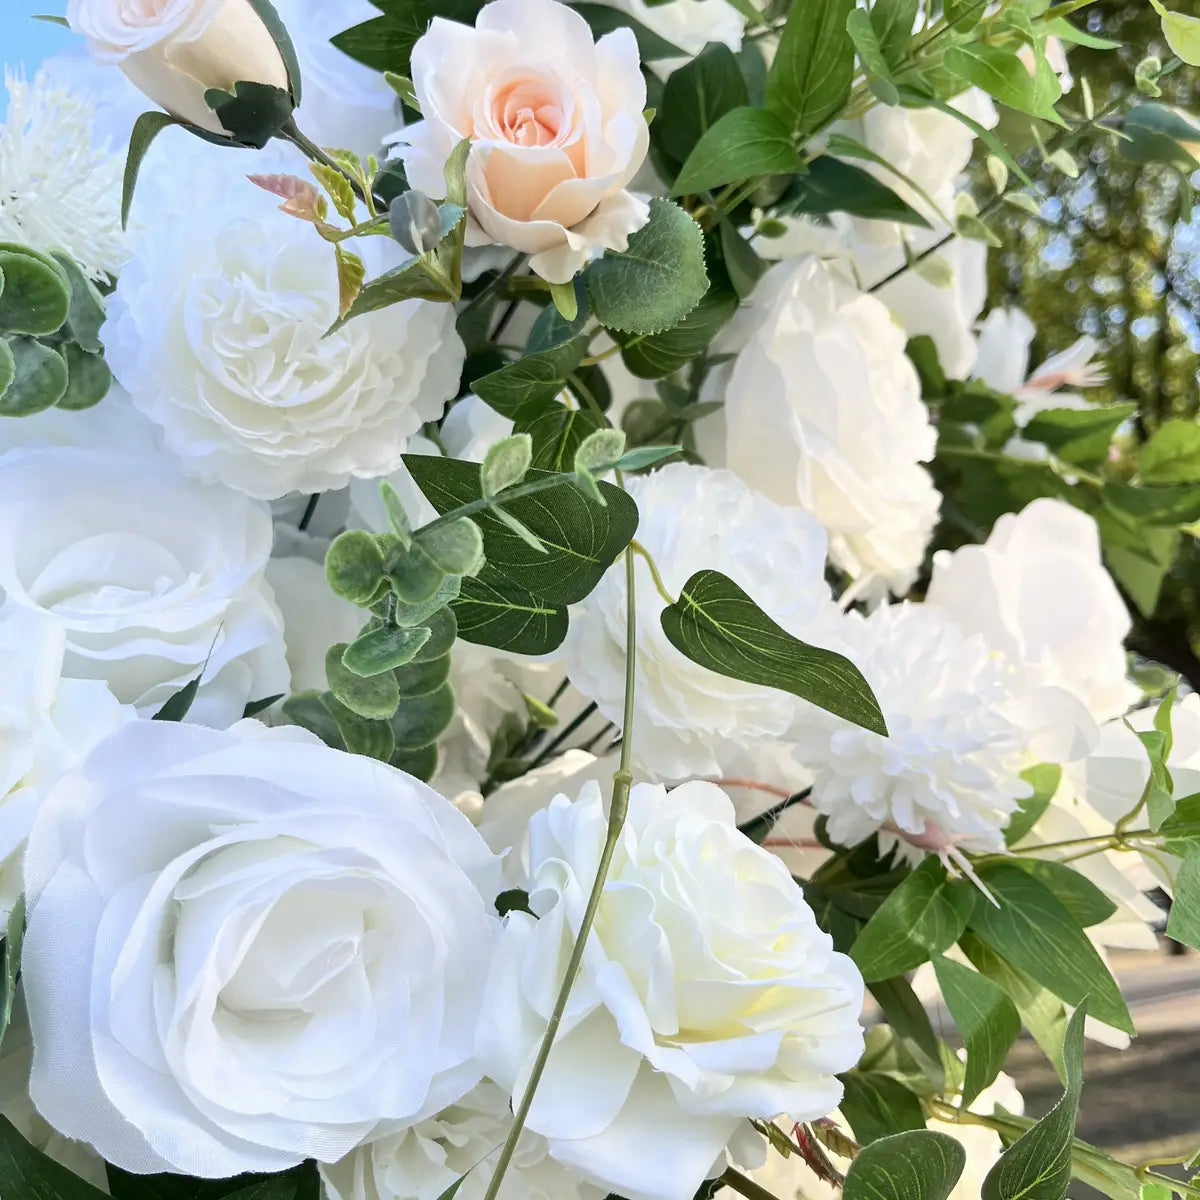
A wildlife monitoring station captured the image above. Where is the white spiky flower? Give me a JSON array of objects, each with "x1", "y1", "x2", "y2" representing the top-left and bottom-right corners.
[{"x1": 0, "y1": 69, "x2": 124, "y2": 281}]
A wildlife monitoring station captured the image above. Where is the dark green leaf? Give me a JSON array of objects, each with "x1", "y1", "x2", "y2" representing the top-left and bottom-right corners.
[
  {"x1": 870, "y1": 0, "x2": 920, "y2": 68},
  {"x1": 1006, "y1": 859, "x2": 1117, "y2": 928},
  {"x1": 343, "y1": 625, "x2": 432, "y2": 676},
  {"x1": 1166, "y1": 845, "x2": 1200, "y2": 951},
  {"x1": 526, "y1": 282, "x2": 590, "y2": 352},
  {"x1": 584, "y1": 198, "x2": 708, "y2": 335},
  {"x1": 280, "y1": 692, "x2": 345, "y2": 750},
  {"x1": 0, "y1": 1116, "x2": 109, "y2": 1198},
  {"x1": 933, "y1": 956, "x2": 1021, "y2": 1108},
  {"x1": 394, "y1": 652, "x2": 451, "y2": 697},
  {"x1": 474, "y1": 336, "x2": 588, "y2": 421},
  {"x1": 868, "y1": 975, "x2": 943, "y2": 1076},
  {"x1": 672, "y1": 106, "x2": 803, "y2": 195},
  {"x1": 718, "y1": 218, "x2": 766, "y2": 298},
  {"x1": 840, "y1": 1073, "x2": 926, "y2": 1145},
  {"x1": 661, "y1": 569, "x2": 887, "y2": 734},
  {"x1": 849, "y1": 858, "x2": 975, "y2": 981},
  {"x1": 615, "y1": 445, "x2": 684, "y2": 471},
  {"x1": 324, "y1": 693, "x2": 395, "y2": 760},
  {"x1": 658, "y1": 43, "x2": 749, "y2": 163},
  {"x1": 451, "y1": 573, "x2": 568, "y2": 654},
  {"x1": 331, "y1": 0, "x2": 482, "y2": 74},
  {"x1": 1006, "y1": 764, "x2": 1061, "y2": 846},
  {"x1": 122, "y1": 112, "x2": 184, "y2": 227},
  {"x1": 152, "y1": 675, "x2": 201, "y2": 722},
  {"x1": 571, "y1": 3, "x2": 685, "y2": 60},
  {"x1": 788, "y1": 155, "x2": 929, "y2": 227},
  {"x1": 391, "y1": 683, "x2": 455, "y2": 749},
  {"x1": 519, "y1": 406, "x2": 605, "y2": 472},
  {"x1": 411, "y1": 607, "x2": 459, "y2": 662},
  {"x1": 242, "y1": 694, "x2": 284, "y2": 718},
  {"x1": 58, "y1": 343, "x2": 112, "y2": 411},
  {"x1": 0, "y1": 337, "x2": 68, "y2": 414},
  {"x1": 1021, "y1": 404, "x2": 1137, "y2": 467},
  {"x1": 619, "y1": 287, "x2": 737, "y2": 379},
  {"x1": 326, "y1": 643, "x2": 400, "y2": 719},
  {"x1": 969, "y1": 864, "x2": 1133, "y2": 1034},
  {"x1": 982, "y1": 1003, "x2": 1088, "y2": 1200},
  {"x1": 1140, "y1": 418, "x2": 1200, "y2": 483},
  {"x1": 0, "y1": 245, "x2": 69, "y2": 336},
  {"x1": 843, "y1": 1130, "x2": 966, "y2": 1200},
  {"x1": 0, "y1": 336, "x2": 12, "y2": 401},
  {"x1": 1103, "y1": 481, "x2": 1200, "y2": 528},
  {"x1": 765, "y1": 0, "x2": 855, "y2": 136},
  {"x1": 0, "y1": 898, "x2": 25, "y2": 1052}
]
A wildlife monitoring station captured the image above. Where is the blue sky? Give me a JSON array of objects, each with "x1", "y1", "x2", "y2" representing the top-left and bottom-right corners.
[{"x1": 2, "y1": 1, "x2": 75, "y2": 115}]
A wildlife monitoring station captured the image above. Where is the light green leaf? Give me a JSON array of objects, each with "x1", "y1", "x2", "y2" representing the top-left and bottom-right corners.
[
  {"x1": 847, "y1": 8, "x2": 899, "y2": 105},
  {"x1": 416, "y1": 518, "x2": 485, "y2": 576},
  {"x1": 661, "y1": 569, "x2": 888, "y2": 735},
  {"x1": 615, "y1": 445, "x2": 683, "y2": 471},
  {"x1": 1141, "y1": 418, "x2": 1200, "y2": 483},
  {"x1": 574, "y1": 428, "x2": 626, "y2": 474},
  {"x1": 1166, "y1": 844, "x2": 1200, "y2": 950},
  {"x1": 1149, "y1": 0, "x2": 1200, "y2": 66},
  {"x1": 481, "y1": 434, "x2": 533, "y2": 498},
  {"x1": 326, "y1": 643, "x2": 400, "y2": 719},
  {"x1": 584, "y1": 198, "x2": 708, "y2": 335},
  {"x1": 1040, "y1": 17, "x2": 1120, "y2": 50},
  {"x1": 548, "y1": 279, "x2": 578, "y2": 321},
  {"x1": 1006, "y1": 764, "x2": 1061, "y2": 846},
  {"x1": 849, "y1": 858, "x2": 975, "y2": 982},
  {"x1": 410, "y1": 607, "x2": 458, "y2": 663},
  {"x1": 672, "y1": 106, "x2": 803, "y2": 196},
  {"x1": 379, "y1": 482, "x2": 413, "y2": 543},
  {"x1": 58, "y1": 344, "x2": 112, "y2": 411},
  {"x1": 969, "y1": 864, "x2": 1133, "y2": 1034},
  {"x1": 765, "y1": 0, "x2": 855, "y2": 136},
  {"x1": 933, "y1": 956, "x2": 1021, "y2": 1108},
  {"x1": 474, "y1": 336, "x2": 588, "y2": 421},
  {"x1": 394, "y1": 652, "x2": 451, "y2": 698},
  {"x1": 492, "y1": 506, "x2": 547, "y2": 553},
  {"x1": 842, "y1": 1130, "x2": 966, "y2": 1200},
  {"x1": 944, "y1": 43, "x2": 1064, "y2": 125},
  {"x1": 982, "y1": 1004, "x2": 1088, "y2": 1200},
  {"x1": 325, "y1": 530, "x2": 387, "y2": 606},
  {"x1": 870, "y1": 0, "x2": 920, "y2": 68},
  {"x1": 342, "y1": 625, "x2": 432, "y2": 677}
]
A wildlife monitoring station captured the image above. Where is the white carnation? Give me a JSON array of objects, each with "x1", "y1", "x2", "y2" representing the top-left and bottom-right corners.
[
  {"x1": 701, "y1": 255, "x2": 939, "y2": 600},
  {"x1": 479, "y1": 779, "x2": 864, "y2": 1200},
  {"x1": 103, "y1": 146, "x2": 464, "y2": 500},
  {"x1": 561, "y1": 463, "x2": 840, "y2": 779},
  {"x1": 0, "y1": 447, "x2": 288, "y2": 726},
  {"x1": 321, "y1": 1081, "x2": 605, "y2": 1200}
]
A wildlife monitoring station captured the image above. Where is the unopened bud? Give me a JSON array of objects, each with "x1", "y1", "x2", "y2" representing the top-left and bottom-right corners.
[
  {"x1": 388, "y1": 190, "x2": 443, "y2": 256},
  {"x1": 1136, "y1": 54, "x2": 1164, "y2": 97}
]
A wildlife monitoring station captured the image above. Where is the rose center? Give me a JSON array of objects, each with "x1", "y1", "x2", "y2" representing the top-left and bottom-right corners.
[{"x1": 493, "y1": 79, "x2": 566, "y2": 148}]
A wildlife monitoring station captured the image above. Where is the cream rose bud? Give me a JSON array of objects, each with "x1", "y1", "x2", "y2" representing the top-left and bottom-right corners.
[
  {"x1": 23, "y1": 719, "x2": 503, "y2": 1176},
  {"x1": 479, "y1": 780, "x2": 864, "y2": 1200},
  {"x1": 67, "y1": 0, "x2": 290, "y2": 137},
  {"x1": 393, "y1": 0, "x2": 651, "y2": 284}
]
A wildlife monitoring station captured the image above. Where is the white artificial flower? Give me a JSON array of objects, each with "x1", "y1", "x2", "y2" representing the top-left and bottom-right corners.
[
  {"x1": 23, "y1": 719, "x2": 502, "y2": 1176},
  {"x1": 561, "y1": 463, "x2": 841, "y2": 779},
  {"x1": 392, "y1": 0, "x2": 650, "y2": 283},
  {"x1": 0, "y1": 447, "x2": 288, "y2": 726},
  {"x1": 700, "y1": 255, "x2": 939, "y2": 600},
  {"x1": 478, "y1": 779, "x2": 864, "y2": 1200},
  {"x1": 927, "y1": 499, "x2": 1135, "y2": 724},
  {"x1": 0, "y1": 383, "x2": 159, "y2": 456},
  {"x1": 0, "y1": 608, "x2": 129, "y2": 920},
  {"x1": 103, "y1": 145, "x2": 464, "y2": 500},
  {"x1": 441, "y1": 393, "x2": 517, "y2": 461},
  {"x1": 604, "y1": 0, "x2": 744, "y2": 61},
  {"x1": 0, "y1": 68, "x2": 124, "y2": 280},
  {"x1": 321, "y1": 1080, "x2": 606, "y2": 1200}
]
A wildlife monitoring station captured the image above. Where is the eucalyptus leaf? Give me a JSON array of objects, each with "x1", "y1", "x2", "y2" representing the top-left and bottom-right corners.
[
  {"x1": 323, "y1": 693, "x2": 395, "y2": 761},
  {"x1": 281, "y1": 692, "x2": 346, "y2": 751},
  {"x1": 394, "y1": 653, "x2": 452, "y2": 697},
  {"x1": 0, "y1": 245, "x2": 69, "y2": 337},
  {"x1": 58, "y1": 343, "x2": 112, "y2": 411},
  {"x1": 342, "y1": 625, "x2": 433, "y2": 676},
  {"x1": 416, "y1": 518, "x2": 486, "y2": 576},
  {"x1": 0, "y1": 337, "x2": 68, "y2": 415},
  {"x1": 391, "y1": 683, "x2": 455, "y2": 749},
  {"x1": 326, "y1": 643, "x2": 400, "y2": 719},
  {"x1": 326, "y1": 531, "x2": 387, "y2": 606},
  {"x1": 481, "y1": 434, "x2": 534, "y2": 498}
]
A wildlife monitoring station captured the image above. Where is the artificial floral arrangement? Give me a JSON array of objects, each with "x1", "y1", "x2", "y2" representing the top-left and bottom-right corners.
[{"x1": 1, "y1": 0, "x2": 1200, "y2": 1198}]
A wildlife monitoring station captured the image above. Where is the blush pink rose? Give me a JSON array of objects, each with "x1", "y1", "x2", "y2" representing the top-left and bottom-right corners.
[{"x1": 392, "y1": 0, "x2": 651, "y2": 283}]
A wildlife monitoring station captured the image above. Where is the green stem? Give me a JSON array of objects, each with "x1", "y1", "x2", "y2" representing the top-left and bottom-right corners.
[
  {"x1": 718, "y1": 1167, "x2": 784, "y2": 1200},
  {"x1": 281, "y1": 119, "x2": 372, "y2": 207},
  {"x1": 479, "y1": 539, "x2": 639, "y2": 1200},
  {"x1": 631, "y1": 539, "x2": 677, "y2": 606},
  {"x1": 936, "y1": 444, "x2": 1106, "y2": 489}
]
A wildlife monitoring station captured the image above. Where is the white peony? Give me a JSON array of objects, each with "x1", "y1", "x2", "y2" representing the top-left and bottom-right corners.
[
  {"x1": 103, "y1": 146, "x2": 464, "y2": 500},
  {"x1": 561, "y1": 463, "x2": 841, "y2": 779},
  {"x1": 0, "y1": 447, "x2": 288, "y2": 726},
  {"x1": 392, "y1": 0, "x2": 650, "y2": 284},
  {"x1": 700, "y1": 255, "x2": 940, "y2": 600},
  {"x1": 478, "y1": 779, "x2": 864, "y2": 1200},
  {"x1": 927, "y1": 499, "x2": 1135, "y2": 723},
  {"x1": 23, "y1": 718, "x2": 502, "y2": 1176},
  {"x1": 0, "y1": 608, "x2": 129, "y2": 920},
  {"x1": 321, "y1": 1080, "x2": 605, "y2": 1200},
  {"x1": 604, "y1": 0, "x2": 744, "y2": 61},
  {"x1": 0, "y1": 67, "x2": 125, "y2": 280}
]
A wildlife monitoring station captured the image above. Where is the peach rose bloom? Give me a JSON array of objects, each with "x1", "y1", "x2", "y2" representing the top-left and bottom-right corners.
[{"x1": 392, "y1": 0, "x2": 651, "y2": 283}]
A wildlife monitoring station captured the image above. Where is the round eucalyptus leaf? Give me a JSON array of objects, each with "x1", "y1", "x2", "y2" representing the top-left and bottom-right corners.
[
  {"x1": 0, "y1": 337, "x2": 69, "y2": 415},
  {"x1": 57, "y1": 342, "x2": 113, "y2": 411},
  {"x1": 325, "y1": 643, "x2": 400, "y2": 720},
  {"x1": 0, "y1": 336, "x2": 13, "y2": 403},
  {"x1": 390, "y1": 743, "x2": 438, "y2": 782},
  {"x1": 51, "y1": 251, "x2": 107, "y2": 352},
  {"x1": 326, "y1": 530, "x2": 387, "y2": 606},
  {"x1": 0, "y1": 244, "x2": 71, "y2": 336},
  {"x1": 390, "y1": 683, "x2": 455, "y2": 750},
  {"x1": 394, "y1": 653, "x2": 451, "y2": 698}
]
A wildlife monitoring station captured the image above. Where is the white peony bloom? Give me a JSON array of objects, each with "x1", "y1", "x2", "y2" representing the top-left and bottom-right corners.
[
  {"x1": 700, "y1": 255, "x2": 939, "y2": 600},
  {"x1": 0, "y1": 68, "x2": 125, "y2": 280},
  {"x1": 23, "y1": 718, "x2": 502, "y2": 1176},
  {"x1": 479, "y1": 779, "x2": 864, "y2": 1200},
  {"x1": 103, "y1": 148, "x2": 464, "y2": 500},
  {"x1": 604, "y1": 0, "x2": 744, "y2": 61},
  {"x1": 321, "y1": 1080, "x2": 606, "y2": 1200},
  {"x1": 0, "y1": 608, "x2": 129, "y2": 920},
  {"x1": 392, "y1": 0, "x2": 650, "y2": 283},
  {"x1": 927, "y1": 499, "x2": 1135, "y2": 724},
  {"x1": 0, "y1": 447, "x2": 288, "y2": 726},
  {"x1": 561, "y1": 463, "x2": 841, "y2": 779}
]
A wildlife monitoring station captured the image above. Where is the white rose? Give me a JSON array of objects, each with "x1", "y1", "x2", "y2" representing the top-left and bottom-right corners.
[
  {"x1": 0, "y1": 608, "x2": 130, "y2": 920},
  {"x1": 321, "y1": 1081, "x2": 605, "y2": 1200},
  {"x1": 700, "y1": 255, "x2": 940, "y2": 600},
  {"x1": 561, "y1": 463, "x2": 841, "y2": 779},
  {"x1": 392, "y1": 0, "x2": 651, "y2": 284},
  {"x1": 104, "y1": 144, "x2": 464, "y2": 500},
  {"x1": 23, "y1": 718, "x2": 502, "y2": 1176},
  {"x1": 927, "y1": 499, "x2": 1135, "y2": 723},
  {"x1": 67, "y1": 0, "x2": 290, "y2": 136},
  {"x1": 0, "y1": 447, "x2": 288, "y2": 726},
  {"x1": 479, "y1": 779, "x2": 864, "y2": 1200}
]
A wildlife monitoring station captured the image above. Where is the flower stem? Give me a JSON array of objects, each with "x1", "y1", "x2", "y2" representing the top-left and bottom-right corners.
[
  {"x1": 630, "y1": 539, "x2": 677, "y2": 605},
  {"x1": 280, "y1": 118, "x2": 373, "y2": 207},
  {"x1": 718, "y1": 1167, "x2": 784, "y2": 1200}
]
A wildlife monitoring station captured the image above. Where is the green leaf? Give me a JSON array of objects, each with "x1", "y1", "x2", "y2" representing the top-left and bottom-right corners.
[
  {"x1": 481, "y1": 434, "x2": 533, "y2": 498},
  {"x1": 1149, "y1": 0, "x2": 1200, "y2": 66},
  {"x1": 107, "y1": 1165, "x2": 319, "y2": 1199},
  {"x1": 394, "y1": 652, "x2": 451, "y2": 697},
  {"x1": 843, "y1": 1130, "x2": 966, "y2": 1200},
  {"x1": 0, "y1": 245, "x2": 70, "y2": 336},
  {"x1": 325, "y1": 530, "x2": 386, "y2": 606},
  {"x1": 944, "y1": 43, "x2": 1063, "y2": 125},
  {"x1": 378, "y1": 482, "x2": 413, "y2": 543},
  {"x1": 0, "y1": 337, "x2": 68, "y2": 415},
  {"x1": 1140, "y1": 418, "x2": 1200, "y2": 483},
  {"x1": 1040, "y1": 17, "x2": 1120, "y2": 50},
  {"x1": 242, "y1": 694, "x2": 284, "y2": 718},
  {"x1": 323, "y1": 693, "x2": 394, "y2": 761},
  {"x1": 122, "y1": 112, "x2": 183, "y2": 228},
  {"x1": 574, "y1": 428, "x2": 626, "y2": 474},
  {"x1": 847, "y1": 8, "x2": 900, "y2": 105},
  {"x1": 672, "y1": 107, "x2": 803, "y2": 196},
  {"x1": 325, "y1": 643, "x2": 400, "y2": 719},
  {"x1": 473, "y1": 336, "x2": 588, "y2": 421},
  {"x1": 1166, "y1": 844, "x2": 1200, "y2": 950},
  {"x1": 849, "y1": 858, "x2": 975, "y2": 982},
  {"x1": 658, "y1": 43, "x2": 749, "y2": 164},
  {"x1": 982, "y1": 1003, "x2": 1088, "y2": 1200},
  {"x1": 280, "y1": 692, "x2": 345, "y2": 750},
  {"x1": 526, "y1": 282, "x2": 590, "y2": 352},
  {"x1": 58, "y1": 343, "x2": 112, "y2": 411},
  {"x1": 433, "y1": 1176, "x2": 468, "y2": 1200},
  {"x1": 392, "y1": 575, "x2": 462, "y2": 628},
  {"x1": 788, "y1": 155, "x2": 930, "y2": 227},
  {"x1": 868, "y1": 976, "x2": 942, "y2": 1072},
  {"x1": 519, "y1": 406, "x2": 605, "y2": 472},
  {"x1": 570, "y1": 3, "x2": 685, "y2": 60},
  {"x1": 0, "y1": 336, "x2": 12, "y2": 402},
  {"x1": 615, "y1": 445, "x2": 683, "y2": 471},
  {"x1": 661, "y1": 569, "x2": 888, "y2": 735},
  {"x1": 933, "y1": 956, "x2": 1021, "y2": 1108},
  {"x1": 415, "y1": 518, "x2": 485, "y2": 576},
  {"x1": 342, "y1": 625, "x2": 432, "y2": 677},
  {"x1": 410, "y1": 606, "x2": 458, "y2": 662},
  {"x1": 717, "y1": 218, "x2": 766, "y2": 299},
  {"x1": 387, "y1": 541, "x2": 446, "y2": 604},
  {"x1": 840, "y1": 1073, "x2": 927, "y2": 1145},
  {"x1": 1006, "y1": 764, "x2": 1061, "y2": 846},
  {"x1": 584, "y1": 198, "x2": 708, "y2": 336},
  {"x1": 152, "y1": 675, "x2": 201, "y2": 722},
  {"x1": 619, "y1": 287, "x2": 737, "y2": 379},
  {"x1": 404, "y1": 456, "x2": 639, "y2": 605},
  {"x1": 765, "y1": 0, "x2": 855, "y2": 136},
  {"x1": 1102, "y1": 481, "x2": 1200, "y2": 528},
  {"x1": 969, "y1": 864, "x2": 1133, "y2": 1034},
  {"x1": 870, "y1": 0, "x2": 920, "y2": 68},
  {"x1": 1006, "y1": 859, "x2": 1117, "y2": 928},
  {"x1": 451, "y1": 573, "x2": 568, "y2": 654},
  {"x1": 0, "y1": 898, "x2": 25, "y2": 1052},
  {"x1": 548, "y1": 279, "x2": 578, "y2": 321},
  {"x1": 0, "y1": 1115, "x2": 110, "y2": 1198},
  {"x1": 1021, "y1": 403, "x2": 1137, "y2": 467},
  {"x1": 391, "y1": 683, "x2": 455, "y2": 750},
  {"x1": 331, "y1": 0, "x2": 483, "y2": 74}
]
